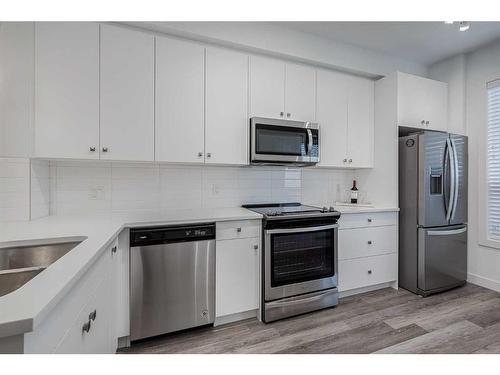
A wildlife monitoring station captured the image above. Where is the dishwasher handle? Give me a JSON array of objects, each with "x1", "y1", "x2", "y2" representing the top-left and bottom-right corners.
[{"x1": 130, "y1": 223, "x2": 216, "y2": 247}]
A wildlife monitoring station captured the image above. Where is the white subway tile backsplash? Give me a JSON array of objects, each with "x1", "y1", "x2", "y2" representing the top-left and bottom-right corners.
[
  {"x1": 30, "y1": 159, "x2": 50, "y2": 219},
  {"x1": 0, "y1": 158, "x2": 30, "y2": 221}
]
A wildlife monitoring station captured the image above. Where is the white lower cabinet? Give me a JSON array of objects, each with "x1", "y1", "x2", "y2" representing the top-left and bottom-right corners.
[
  {"x1": 215, "y1": 220, "x2": 261, "y2": 320},
  {"x1": 23, "y1": 240, "x2": 121, "y2": 354},
  {"x1": 338, "y1": 211, "x2": 398, "y2": 294}
]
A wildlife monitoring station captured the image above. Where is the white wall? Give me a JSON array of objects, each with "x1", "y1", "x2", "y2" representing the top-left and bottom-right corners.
[
  {"x1": 124, "y1": 22, "x2": 428, "y2": 78},
  {"x1": 0, "y1": 158, "x2": 30, "y2": 221},
  {"x1": 429, "y1": 54, "x2": 466, "y2": 135}
]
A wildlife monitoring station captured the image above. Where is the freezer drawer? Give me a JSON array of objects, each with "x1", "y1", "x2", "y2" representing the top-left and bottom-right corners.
[{"x1": 418, "y1": 225, "x2": 467, "y2": 294}]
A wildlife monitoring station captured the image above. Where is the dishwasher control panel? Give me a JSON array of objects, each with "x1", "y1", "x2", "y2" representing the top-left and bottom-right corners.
[{"x1": 130, "y1": 223, "x2": 216, "y2": 247}]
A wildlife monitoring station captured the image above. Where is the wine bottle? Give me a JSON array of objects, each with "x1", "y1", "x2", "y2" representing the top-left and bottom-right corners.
[{"x1": 350, "y1": 180, "x2": 358, "y2": 204}]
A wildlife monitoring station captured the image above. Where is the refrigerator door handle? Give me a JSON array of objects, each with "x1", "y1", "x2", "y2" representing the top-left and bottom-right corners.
[
  {"x1": 427, "y1": 227, "x2": 467, "y2": 236},
  {"x1": 450, "y1": 137, "x2": 460, "y2": 221},
  {"x1": 445, "y1": 138, "x2": 455, "y2": 222}
]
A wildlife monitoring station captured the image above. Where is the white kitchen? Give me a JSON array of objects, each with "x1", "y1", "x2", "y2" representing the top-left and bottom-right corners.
[{"x1": 2, "y1": 2, "x2": 500, "y2": 371}]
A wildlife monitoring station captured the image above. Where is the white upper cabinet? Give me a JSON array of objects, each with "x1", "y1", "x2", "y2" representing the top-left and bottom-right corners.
[
  {"x1": 316, "y1": 69, "x2": 349, "y2": 167},
  {"x1": 249, "y1": 56, "x2": 285, "y2": 119},
  {"x1": 284, "y1": 63, "x2": 316, "y2": 121},
  {"x1": 100, "y1": 25, "x2": 154, "y2": 161},
  {"x1": 34, "y1": 22, "x2": 99, "y2": 159},
  {"x1": 347, "y1": 76, "x2": 374, "y2": 168},
  {"x1": 205, "y1": 47, "x2": 249, "y2": 165},
  {"x1": 250, "y1": 57, "x2": 316, "y2": 121},
  {"x1": 397, "y1": 72, "x2": 448, "y2": 131},
  {"x1": 155, "y1": 36, "x2": 205, "y2": 163},
  {"x1": 316, "y1": 69, "x2": 374, "y2": 168}
]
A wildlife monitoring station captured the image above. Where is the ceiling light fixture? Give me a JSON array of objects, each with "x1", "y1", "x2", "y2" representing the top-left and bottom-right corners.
[
  {"x1": 459, "y1": 21, "x2": 471, "y2": 31},
  {"x1": 444, "y1": 21, "x2": 454, "y2": 24}
]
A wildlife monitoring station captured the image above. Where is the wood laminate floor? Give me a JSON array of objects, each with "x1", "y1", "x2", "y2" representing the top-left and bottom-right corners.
[{"x1": 120, "y1": 283, "x2": 500, "y2": 354}]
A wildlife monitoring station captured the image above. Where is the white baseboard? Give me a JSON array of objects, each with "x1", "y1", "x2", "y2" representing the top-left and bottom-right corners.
[
  {"x1": 339, "y1": 281, "x2": 395, "y2": 298},
  {"x1": 467, "y1": 273, "x2": 500, "y2": 293},
  {"x1": 214, "y1": 309, "x2": 258, "y2": 327}
]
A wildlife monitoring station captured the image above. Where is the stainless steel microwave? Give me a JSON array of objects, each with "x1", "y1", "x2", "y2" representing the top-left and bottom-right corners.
[{"x1": 250, "y1": 117, "x2": 320, "y2": 166}]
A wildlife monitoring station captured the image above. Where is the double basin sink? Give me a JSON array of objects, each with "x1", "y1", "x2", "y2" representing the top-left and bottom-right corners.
[{"x1": 0, "y1": 238, "x2": 84, "y2": 297}]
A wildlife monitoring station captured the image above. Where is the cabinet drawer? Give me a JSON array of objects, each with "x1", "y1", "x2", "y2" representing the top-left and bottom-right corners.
[
  {"x1": 338, "y1": 253, "x2": 398, "y2": 292},
  {"x1": 339, "y1": 226, "x2": 398, "y2": 260},
  {"x1": 216, "y1": 220, "x2": 261, "y2": 240},
  {"x1": 54, "y1": 275, "x2": 112, "y2": 353},
  {"x1": 338, "y1": 212, "x2": 398, "y2": 229},
  {"x1": 23, "y1": 241, "x2": 115, "y2": 353}
]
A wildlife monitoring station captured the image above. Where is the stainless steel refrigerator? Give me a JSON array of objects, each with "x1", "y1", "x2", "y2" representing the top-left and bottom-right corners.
[{"x1": 399, "y1": 131, "x2": 468, "y2": 296}]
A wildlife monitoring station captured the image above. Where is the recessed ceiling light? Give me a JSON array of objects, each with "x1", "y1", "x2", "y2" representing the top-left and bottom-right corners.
[
  {"x1": 459, "y1": 21, "x2": 471, "y2": 31},
  {"x1": 444, "y1": 21, "x2": 454, "y2": 24}
]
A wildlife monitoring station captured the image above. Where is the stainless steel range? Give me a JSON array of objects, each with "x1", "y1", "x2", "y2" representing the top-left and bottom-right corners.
[{"x1": 243, "y1": 203, "x2": 341, "y2": 322}]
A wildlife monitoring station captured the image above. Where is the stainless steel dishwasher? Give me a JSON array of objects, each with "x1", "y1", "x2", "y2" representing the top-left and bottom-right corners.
[{"x1": 129, "y1": 223, "x2": 215, "y2": 341}]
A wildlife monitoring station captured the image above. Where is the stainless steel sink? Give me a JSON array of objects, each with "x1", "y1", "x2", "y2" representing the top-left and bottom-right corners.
[{"x1": 0, "y1": 239, "x2": 84, "y2": 297}]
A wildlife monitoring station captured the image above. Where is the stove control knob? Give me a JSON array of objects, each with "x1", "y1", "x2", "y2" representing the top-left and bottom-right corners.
[
  {"x1": 322, "y1": 206, "x2": 328, "y2": 213},
  {"x1": 329, "y1": 206, "x2": 335, "y2": 212}
]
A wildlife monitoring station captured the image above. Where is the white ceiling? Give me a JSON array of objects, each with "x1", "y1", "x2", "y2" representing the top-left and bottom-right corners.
[{"x1": 274, "y1": 22, "x2": 500, "y2": 65}]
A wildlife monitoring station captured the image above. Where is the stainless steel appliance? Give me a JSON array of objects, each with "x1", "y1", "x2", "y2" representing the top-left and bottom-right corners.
[
  {"x1": 243, "y1": 203, "x2": 340, "y2": 322},
  {"x1": 129, "y1": 223, "x2": 215, "y2": 341},
  {"x1": 399, "y1": 131, "x2": 468, "y2": 297},
  {"x1": 250, "y1": 117, "x2": 319, "y2": 166}
]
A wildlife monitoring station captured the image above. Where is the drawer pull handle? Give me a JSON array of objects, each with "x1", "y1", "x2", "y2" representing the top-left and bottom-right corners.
[
  {"x1": 236, "y1": 227, "x2": 242, "y2": 233},
  {"x1": 253, "y1": 244, "x2": 258, "y2": 250},
  {"x1": 111, "y1": 246, "x2": 117, "y2": 254},
  {"x1": 367, "y1": 240, "x2": 373, "y2": 245},
  {"x1": 82, "y1": 320, "x2": 91, "y2": 333},
  {"x1": 89, "y1": 310, "x2": 97, "y2": 322},
  {"x1": 367, "y1": 270, "x2": 372, "y2": 275},
  {"x1": 367, "y1": 218, "x2": 372, "y2": 223}
]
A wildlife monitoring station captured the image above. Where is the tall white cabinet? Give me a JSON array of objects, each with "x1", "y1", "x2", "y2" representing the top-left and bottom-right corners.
[
  {"x1": 100, "y1": 25, "x2": 155, "y2": 161},
  {"x1": 249, "y1": 56, "x2": 316, "y2": 121},
  {"x1": 155, "y1": 36, "x2": 205, "y2": 163},
  {"x1": 205, "y1": 47, "x2": 249, "y2": 165},
  {"x1": 316, "y1": 69, "x2": 374, "y2": 168},
  {"x1": 34, "y1": 22, "x2": 100, "y2": 159}
]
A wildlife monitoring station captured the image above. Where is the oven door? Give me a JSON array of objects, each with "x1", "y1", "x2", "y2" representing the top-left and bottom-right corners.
[
  {"x1": 264, "y1": 224, "x2": 338, "y2": 301},
  {"x1": 250, "y1": 117, "x2": 319, "y2": 165}
]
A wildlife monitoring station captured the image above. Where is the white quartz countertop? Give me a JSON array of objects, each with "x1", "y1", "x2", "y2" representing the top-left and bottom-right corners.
[
  {"x1": 0, "y1": 207, "x2": 262, "y2": 338},
  {"x1": 335, "y1": 205, "x2": 400, "y2": 214}
]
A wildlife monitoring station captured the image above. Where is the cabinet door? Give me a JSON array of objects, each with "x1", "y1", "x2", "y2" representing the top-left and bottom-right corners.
[
  {"x1": 397, "y1": 72, "x2": 447, "y2": 131},
  {"x1": 216, "y1": 238, "x2": 259, "y2": 317},
  {"x1": 34, "y1": 22, "x2": 99, "y2": 159},
  {"x1": 316, "y1": 69, "x2": 349, "y2": 167},
  {"x1": 285, "y1": 63, "x2": 316, "y2": 121},
  {"x1": 100, "y1": 25, "x2": 154, "y2": 161},
  {"x1": 347, "y1": 76, "x2": 374, "y2": 168},
  {"x1": 205, "y1": 47, "x2": 249, "y2": 165},
  {"x1": 249, "y1": 56, "x2": 285, "y2": 119},
  {"x1": 155, "y1": 37, "x2": 205, "y2": 163}
]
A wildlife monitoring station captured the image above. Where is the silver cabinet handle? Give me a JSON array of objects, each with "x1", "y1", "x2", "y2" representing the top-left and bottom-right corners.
[
  {"x1": 253, "y1": 244, "x2": 258, "y2": 250},
  {"x1": 367, "y1": 240, "x2": 373, "y2": 245},
  {"x1": 89, "y1": 147, "x2": 96, "y2": 152},
  {"x1": 368, "y1": 270, "x2": 372, "y2": 275},
  {"x1": 89, "y1": 309, "x2": 97, "y2": 321},
  {"x1": 102, "y1": 147, "x2": 108, "y2": 153},
  {"x1": 82, "y1": 320, "x2": 91, "y2": 333},
  {"x1": 280, "y1": 111, "x2": 284, "y2": 117},
  {"x1": 367, "y1": 218, "x2": 372, "y2": 223},
  {"x1": 236, "y1": 227, "x2": 242, "y2": 233},
  {"x1": 111, "y1": 246, "x2": 117, "y2": 254},
  {"x1": 198, "y1": 152, "x2": 203, "y2": 157},
  {"x1": 207, "y1": 153, "x2": 211, "y2": 158},
  {"x1": 286, "y1": 113, "x2": 291, "y2": 118}
]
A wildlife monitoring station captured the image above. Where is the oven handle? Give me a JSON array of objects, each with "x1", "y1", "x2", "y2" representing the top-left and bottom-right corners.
[{"x1": 265, "y1": 224, "x2": 338, "y2": 235}]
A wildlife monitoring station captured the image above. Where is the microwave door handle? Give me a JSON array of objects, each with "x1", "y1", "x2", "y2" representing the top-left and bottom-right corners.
[
  {"x1": 266, "y1": 224, "x2": 338, "y2": 235},
  {"x1": 450, "y1": 137, "x2": 460, "y2": 221},
  {"x1": 307, "y1": 129, "x2": 313, "y2": 156}
]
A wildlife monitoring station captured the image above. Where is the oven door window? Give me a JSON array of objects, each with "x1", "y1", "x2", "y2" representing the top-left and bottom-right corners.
[
  {"x1": 270, "y1": 229, "x2": 335, "y2": 287},
  {"x1": 255, "y1": 124, "x2": 308, "y2": 156}
]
